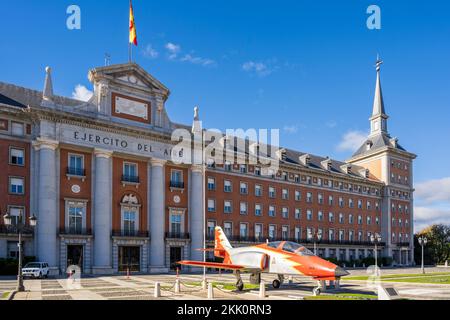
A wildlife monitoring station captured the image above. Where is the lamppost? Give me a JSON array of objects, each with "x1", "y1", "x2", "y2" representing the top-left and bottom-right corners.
[
  {"x1": 3, "y1": 210, "x2": 37, "y2": 292},
  {"x1": 370, "y1": 233, "x2": 382, "y2": 275},
  {"x1": 418, "y1": 236, "x2": 428, "y2": 274},
  {"x1": 313, "y1": 230, "x2": 322, "y2": 256}
]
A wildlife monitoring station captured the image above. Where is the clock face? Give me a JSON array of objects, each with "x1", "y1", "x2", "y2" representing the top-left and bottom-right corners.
[
  {"x1": 173, "y1": 195, "x2": 181, "y2": 204},
  {"x1": 71, "y1": 184, "x2": 81, "y2": 194}
]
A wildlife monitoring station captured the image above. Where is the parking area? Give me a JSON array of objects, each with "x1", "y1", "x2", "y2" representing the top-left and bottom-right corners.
[{"x1": 1, "y1": 267, "x2": 448, "y2": 300}]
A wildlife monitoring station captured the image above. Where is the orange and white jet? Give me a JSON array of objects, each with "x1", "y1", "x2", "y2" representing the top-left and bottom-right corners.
[{"x1": 179, "y1": 226, "x2": 349, "y2": 292}]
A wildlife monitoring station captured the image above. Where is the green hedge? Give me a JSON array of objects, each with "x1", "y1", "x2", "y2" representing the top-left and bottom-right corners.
[{"x1": 0, "y1": 257, "x2": 36, "y2": 275}]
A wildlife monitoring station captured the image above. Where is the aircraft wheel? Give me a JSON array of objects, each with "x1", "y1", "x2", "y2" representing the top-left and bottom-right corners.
[
  {"x1": 313, "y1": 287, "x2": 321, "y2": 296},
  {"x1": 236, "y1": 280, "x2": 244, "y2": 291},
  {"x1": 272, "y1": 279, "x2": 281, "y2": 289}
]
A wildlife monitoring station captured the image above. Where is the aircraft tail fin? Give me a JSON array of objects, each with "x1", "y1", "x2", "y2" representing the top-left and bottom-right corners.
[{"x1": 214, "y1": 226, "x2": 232, "y2": 260}]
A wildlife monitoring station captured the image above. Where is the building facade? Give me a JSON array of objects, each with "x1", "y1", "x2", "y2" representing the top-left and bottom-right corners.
[{"x1": 0, "y1": 60, "x2": 416, "y2": 275}]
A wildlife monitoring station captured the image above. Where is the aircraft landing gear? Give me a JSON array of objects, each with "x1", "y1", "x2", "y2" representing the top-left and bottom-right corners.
[
  {"x1": 313, "y1": 287, "x2": 321, "y2": 296},
  {"x1": 272, "y1": 274, "x2": 284, "y2": 289},
  {"x1": 234, "y1": 270, "x2": 245, "y2": 291}
]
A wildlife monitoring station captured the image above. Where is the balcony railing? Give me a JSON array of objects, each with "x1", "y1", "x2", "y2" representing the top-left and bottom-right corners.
[
  {"x1": 0, "y1": 224, "x2": 34, "y2": 235},
  {"x1": 67, "y1": 167, "x2": 86, "y2": 176},
  {"x1": 170, "y1": 181, "x2": 185, "y2": 189},
  {"x1": 59, "y1": 227, "x2": 92, "y2": 236},
  {"x1": 111, "y1": 229, "x2": 149, "y2": 238},
  {"x1": 165, "y1": 232, "x2": 190, "y2": 239},
  {"x1": 121, "y1": 175, "x2": 140, "y2": 183},
  {"x1": 396, "y1": 242, "x2": 411, "y2": 247}
]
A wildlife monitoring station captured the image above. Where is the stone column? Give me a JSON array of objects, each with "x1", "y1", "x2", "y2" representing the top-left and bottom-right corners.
[
  {"x1": 190, "y1": 165, "x2": 204, "y2": 263},
  {"x1": 34, "y1": 138, "x2": 59, "y2": 274},
  {"x1": 92, "y1": 148, "x2": 113, "y2": 274},
  {"x1": 149, "y1": 159, "x2": 167, "y2": 273}
]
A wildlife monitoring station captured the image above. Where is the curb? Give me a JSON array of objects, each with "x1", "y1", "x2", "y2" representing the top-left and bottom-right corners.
[{"x1": 7, "y1": 290, "x2": 17, "y2": 301}]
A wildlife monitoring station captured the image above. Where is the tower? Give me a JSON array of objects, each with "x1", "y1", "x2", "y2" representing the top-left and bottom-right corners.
[{"x1": 348, "y1": 57, "x2": 417, "y2": 265}]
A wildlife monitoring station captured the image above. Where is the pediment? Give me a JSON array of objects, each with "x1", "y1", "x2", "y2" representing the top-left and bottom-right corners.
[{"x1": 89, "y1": 63, "x2": 170, "y2": 99}]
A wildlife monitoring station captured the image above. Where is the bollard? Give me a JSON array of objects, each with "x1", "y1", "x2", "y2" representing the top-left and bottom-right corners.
[
  {"x1": 154, "y1": 282, "x2": 161, "y2": 298},
  {"x1": 127, "y1": 267, "x2": 130, "y2": 280},
  {"x1": 353, "y1": 264, "x2": 356, "y2": 268},
  {"x1": 335, "y1": 280, "x2": 340, "y2": 290},
  {"x1": 207, "y1": 283, "x2": 214, "y2": 300},
  {"x1": 446, "y1": 261, "x2": 448, "y2": 268},
  {"x1": 202, "y1": 279, "x2": 207, "y2": 290},
  {"x1": 259, "y1": 280, "x2": 266, "y2": 299},
  {"x1": 175, "y1": 279, "x2": 181, "y2": 294},
  {"x1": 288, "y1": 276, "x2": 293, "y2": 285}
]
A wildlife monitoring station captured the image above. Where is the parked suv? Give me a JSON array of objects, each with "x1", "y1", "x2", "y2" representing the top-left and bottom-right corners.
[{"x1": 22, "y1": 262, "x2": 49, "y2": 279}]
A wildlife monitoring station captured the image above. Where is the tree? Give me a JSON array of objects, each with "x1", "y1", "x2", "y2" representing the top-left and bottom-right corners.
[{"x1": 415, "y1": 224, "x2": 450, "y2": 264}]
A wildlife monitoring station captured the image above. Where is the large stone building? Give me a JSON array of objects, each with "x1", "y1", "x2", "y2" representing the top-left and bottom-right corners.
[{"x1": 0, "y1": 60, "x2": 416, "y2": 275}]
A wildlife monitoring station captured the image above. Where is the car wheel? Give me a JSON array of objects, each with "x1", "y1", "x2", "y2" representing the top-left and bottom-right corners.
[
  {"x1": 272, "y1": 279, "x2": 281, "y2": 289},
  {"x1": 39, "y1": 272, "x2": 43, "y2": 279}
]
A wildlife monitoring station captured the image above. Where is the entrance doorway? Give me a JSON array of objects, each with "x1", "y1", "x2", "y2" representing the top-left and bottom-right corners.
[
  {"x1": 67, "y1": 245, "x2": 83, "y2": 271},
  {"x1": 118, "y1": 246, "x2": 140, "y2": 272},
  {"x1": 170, "y1": 247, "x2": 182, "y2": 270}
]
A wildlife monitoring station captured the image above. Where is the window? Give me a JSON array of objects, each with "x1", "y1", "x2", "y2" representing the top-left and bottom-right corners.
[
  {"x1": 9, "y1": 177, "x2": 24, "y2": 194},
  {"x1": 224, "y1": 180, "x2": 232, "y2": 192},
  {"x1": 399, "y1": 219, "x2": 403, "y2": 227},
  {"x1": 240, "y1": 182, "x2": 248, "y2": 194},
  {"x1": 306, "y1": 192, "x2": 313, "y2": 203},
  {"x1": 269, "y1": 186, "x2": 276, "y2": 198},
  {"x1": 11, "y1": 122, "x2": 24, "y2": 136},
  {"x1": 318, "y1": 211, "x2": 324, "y2": 221},
  {"x1": 306, "y1": 209, "x2": 313, "y2": 221},
  {"x1": 67, "y1": 202, "x2": 85, "y2": 234},
  {"x1": 376, "y1": 202, "x2": 380, "y2": 211},
  {"x1": 8, "y1": 207, "x2": 24, "y2": 226},
  {"x1": 295, "y1": 190, "x2": 301, "y2": 201},
  {"x1": 255, "y1": 167, "x2": 261, "y2": 176},
  {"x1": 358, "y1": 231, "x2": 363, "y2": 242},
  {"x1": 123, "y1": 162, "x2": 138, "y2": 182},
  {"x1": 255, "y1": 204, "x2": 262, "y2": 216},
  {"x1": 240, "y1": 202, "x2": 248, "y2": 215},
  {"x1": 255, "y1": 224, "x2": 263, "y2": 240},
  {"x1": 282, "y1": 207, "x2": 289, "y2": 219},
  {"x1": 240, "y1": 164, "x2": 247, "y2": 174},
  {"x1": 357, "y1": 215, "x2": 362, "y2": 225},
  {"x1": 367, "y1": 201, "x2": 372, "y2": 210},
  {"x1": 224, "y1": 222, "x2": 233, "y2": 237},
  {"x1": 269, "y1": 225, "x2": 276, "y2": 240},
  {"x1": 207, "y1": 199, "x2": 216, "y2": 212},
  {"x1": 349, "y1": 214, "x2": 354, "y2": 224},
  {"x1": 328, "y1": 212, "x2": 334, "y2": 223},
  {"x1": 68, "y1": 154, "x2": 84, "y2": 176},
  {"x1": 295, "y1": 208, "x2": 301, "y2": 220},
  {"x1": 367, "y1": 216, "x2": 372, "y2": 225},
  {"x1": 318, "y1": 193, "x2": 324, "y2": 204},
  {"x1": 294, "y1": 175, "x2": 300, "y2": 183},
  {"x1": 294, "y1": 227, "x2": 301, "y2": 240},
  {"x1": 269, "y1": 206, "x2": 276, "y2": 217},
  {"x1": 282, "y1": 226, "x2": 289, "y2": 240},
  {"x1": 328, "y1": 195, "x2": 334, "y2": 206},
  {"x1": 358, "y1": 200, "x2": 362, "y2": 209},
  {"x1": 339, "y1": 230, "x2": 345, "y2": 241},
  {"x1": 339, "y1": 197, "x2": 344, "y2": 207},
  {"x1": 207, "y1": 177, "x2": 216, "y2": 190},
  {"x1": 307, "y1": 228, "x2": 313, "y2": 240},
  {"x1": 10, "y1": 148, "x2": 24, "y2": 166},
  {"x1": 207, "y1": 221, "x2": 216, "y2": 238},
  {"x1": 376, "y1": 216, "x2": 380, "y2": 225},
  {"x1": 224, "y1": 162, "x2": 232, "y2": 171},
  {"x1": 282, "y1": 188, "x2": 289, "y2": 200},
  {"x1": 170, "y1": 169, "x2": 183, "y2": 188},
  {"x1": 207, "y1": 159, "x2": 215, "y2": 168},
  {"x1": 328, "y1": 229, "x2": 335, "y2": 241},
  {"x1": 239, "y1": 223, "x2": 248, "y2": 238},
  {"x1": 339, "y1": 213, "x2": 344, "y2": 224},
  {"x1": 349, "y1": 198, "x2": 354, "y2": 208},
  {"x1": 255, "y1": 184, "x2": 262, "y2": 197},
  {"x1": 123, "y1": 209, "x2": 137, "y2": 236},
  {"x1": 349, "y1": 230, "x2": 354, "y2": 242},
  {"x1": 224, "y1": 201, "x2": 232, "y2": 214}
]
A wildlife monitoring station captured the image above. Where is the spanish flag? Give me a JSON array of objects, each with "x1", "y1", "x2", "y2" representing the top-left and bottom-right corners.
[{"x1": 129, "y1": 0, "x2": 138, "y2": 46}]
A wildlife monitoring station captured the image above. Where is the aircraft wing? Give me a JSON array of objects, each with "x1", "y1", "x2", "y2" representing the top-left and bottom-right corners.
[{"x1": 178, "y1": 260, "x2": 259, "y2": 272}]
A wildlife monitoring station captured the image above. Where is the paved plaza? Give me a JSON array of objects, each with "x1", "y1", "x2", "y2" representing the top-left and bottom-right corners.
[{"x1": 0, "y1": 267, "x2": 448, "y2": 301}]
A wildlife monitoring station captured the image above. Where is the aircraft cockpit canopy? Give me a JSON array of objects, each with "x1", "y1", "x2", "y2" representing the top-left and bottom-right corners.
[{"x1": 266, "y1": 241, "x2": 315, "y2": 256}]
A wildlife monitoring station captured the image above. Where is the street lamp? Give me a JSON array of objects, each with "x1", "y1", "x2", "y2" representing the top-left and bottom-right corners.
[
  {"x1": 370, "y1": 233, "x2": 382, "y2": 275},
  {"x1": 3, "y1": 210, "x2": 37, "y2": 292},
  {"x1": 418, "y1": 236, "x2": 428, "y2": 274},
  {"x1": 313, "y1": 230, "x2": 322, "y2": 256}
]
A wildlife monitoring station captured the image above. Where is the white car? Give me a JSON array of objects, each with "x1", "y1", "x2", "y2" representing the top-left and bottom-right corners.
[{"x1": 22, "y1": 262, "x2": 50, "y2": 279}]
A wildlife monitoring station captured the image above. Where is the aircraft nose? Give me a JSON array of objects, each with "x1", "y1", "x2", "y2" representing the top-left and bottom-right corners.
[{"x1": 334, "y1": 267, "x2": 350, "y2": 278}]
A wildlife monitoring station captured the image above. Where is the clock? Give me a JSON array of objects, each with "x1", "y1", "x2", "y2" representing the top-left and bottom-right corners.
[
  {"x1": 173, "y1": 195, "x2": 181, "y2": 204},
  {"x1": 71, "y1": 184, "x2": 81, "y2": 194}
]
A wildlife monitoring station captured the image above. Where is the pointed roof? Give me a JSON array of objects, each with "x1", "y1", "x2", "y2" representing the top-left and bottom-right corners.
[{"x1": 371, "y1": 57, "x2": 387, "y2": 118}]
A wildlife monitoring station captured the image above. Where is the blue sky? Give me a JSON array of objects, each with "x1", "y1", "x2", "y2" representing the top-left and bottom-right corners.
[{"x1": 1, "y1": 0, "x2": 449, "y2": 230}]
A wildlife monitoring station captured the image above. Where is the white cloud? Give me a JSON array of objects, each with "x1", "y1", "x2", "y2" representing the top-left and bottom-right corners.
[
  {"x1": 415, "y1": 177, "x2": 450, "y2": 204},
  {"x1": 242, "y1": 61, "x2": 276, "y2": 77},
  {"x1": 180, "y1": 54, "x2": 216, "y2": 67},
  {"x1": 326, "y1": 120, "x2": 337, "y2": 128},
  {"x1": 414, "y1": 206, "x2": 450, "y2": 232},
  {"x1": 336, "y1": 130, "x2": 367, "y2": 152},
  {"x1": 72, "y1": 85, "x2": 93, "y2": 102},
  {"x1": 142, "y1": 44, "x2": 159, "y2": 59},
  {"x1": 165, "y1": 42, "x2": 181, "y2": 60},
  {"x1": 283, "y1": 125, "x2": 299, "y2": 134}
]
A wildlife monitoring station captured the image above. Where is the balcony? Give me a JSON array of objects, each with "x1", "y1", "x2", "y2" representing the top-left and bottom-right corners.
[
  {"x1": 59, "y1": 227, "x2": 92, "y2": 236},
  {"x1": 165, "y1": 232, "x2": 190, "y2": 240},
  {"x1": 121, "y1": 175, "x2": 140, "y2": 185},
  {"x1": 396, "y1": 242, "x2": 411, "y2": 248},
  {"x1": 0, "y1": 224, "x2": 34, "y2": 236},
  {"x1": 170, "y1": 181, "x2": 185, "y2": 189},
  {"x1": 111, "y1": 229, "x2": 149, "y2": 238},
  {"x1": 66, "y1": 167, "x2": 86, "y2": 181}
]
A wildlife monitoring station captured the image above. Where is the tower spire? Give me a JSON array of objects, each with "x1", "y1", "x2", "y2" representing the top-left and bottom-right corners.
[
  {"x1": 43, "y1": 66, "x2": 54, "y2": 101},
  {"x1": 370, "y1": 55, "x2": 389, "y2": 136}
]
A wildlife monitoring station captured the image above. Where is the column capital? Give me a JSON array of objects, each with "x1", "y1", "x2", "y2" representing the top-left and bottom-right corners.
[
  {"x1": 150, "y1": 158, "x2": 166, "y2": 167},
  {"x1": 94, "y1": 148, "x2": 113, "y2": 159},
  {"x1": 190, "y1": 164, "x2": 204, "y2": 174},
  {"x1": 33, "y1": 137, "x2": 59, "y2": 151}
]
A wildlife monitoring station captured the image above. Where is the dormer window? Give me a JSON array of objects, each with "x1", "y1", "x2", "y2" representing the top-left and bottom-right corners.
[{"x1": 366, "y1": 141, "x2": 373, "y2": 151}]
